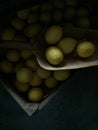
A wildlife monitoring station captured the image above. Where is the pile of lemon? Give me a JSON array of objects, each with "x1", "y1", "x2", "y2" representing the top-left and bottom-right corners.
[
  {"x1": 0, "y1": 49, "x2": 71, "y2": 102},
  {"x1": 45, "y1": 25, "x2": 95, "y2": 66},
  {"x1": 0, "y1": 0, "x2": 95, "y2": 102},
  {"x1": 1, "y1": 0, "x2": 92, "y2": 42}
]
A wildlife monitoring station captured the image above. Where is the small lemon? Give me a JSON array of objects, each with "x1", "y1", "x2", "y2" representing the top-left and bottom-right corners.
[
  {"x1": 14, "y1": 35, "x2": 27, "y2": 41},
  {"x1": 15, "y1": 81, "x2": 29, "y2": 92},
  {"x1": 15, "y1": 62, "x2": 26, "y2": 72},
  {"x1": 0, "y1": 60, "x2": 13, "y2": 73},
  {"x1": 11, "y1": 17, "x2": 25, "y2": 30},
  {"x1": 37, "y1": 66, "x2": 51, "y2": 79},
  {"x1": 76, "y1": 41, "x2": 95, "y2": 58},
  {"x1": 40, "y1": 12, "x2": 52, "y2": 24},
  {"x1": 24, "y1": 24, "x2": 41, "y2": 38},
  {"x1": 26, "y1": 56, "x2": 38, "y2": 71},
  {"x1": 77, "y1": 7, "x2": 89, "y2": 17},
  {"x1": 54, "y1": 0, "x2": 64, "y2": 9},
  {"x1": 76, "y1": 17, "x2": 90, "y2": 28},
  {"x1": 27, "y1": 12, "x2": 39, "y2": 24},
  {"x1": 53, "y1": 70, "x2": 70, "y2": 81},
  {"x1": 64, "y1": 7, "x2": 76, "y2": 21},
  {"x1": 44, "y1": 75, "x2": 58, "y2": 89},
  {"x1": 16, "y1": 9, "x2": 30, "y2": 20},
  {"x1": 45, "y1": 46, "x2": 64, "y2": 65},
  {"x1": 28, "y1": 87, "x2": 44, "y2": 102},
  {"x1": 16, "y1": 67, "x2": 33, "y2": 83},
  {"x1": 65, "y1": 0, "x2": 77, "y2": 7},
  {"x1": 29, "y1": 72, "x2": 43, "y2": 87},
  {"x1": 58, "y1": 37, "x2": 77, "y2": 54},
  {"x1": 53, "y1": 9, "x2": 63, "y2": 23},
  {"x1": 31, "y1": 5, "x2": 40, "y2": 11},
  {"x1": 21, "y1": 49, "x2": 33, "y2": 59},
  {"x1": 45, "y1": 25, "x2": 63, "y2": 44},
  {"x1": 1, "y1": 28, "x2": 15, "y2": 40},
  {"x1": 6, "y1": 50, "x2": 21, "y2": 62},
  {"x1": 41, "y1": 3, "x2": 53, "y2": 12}
]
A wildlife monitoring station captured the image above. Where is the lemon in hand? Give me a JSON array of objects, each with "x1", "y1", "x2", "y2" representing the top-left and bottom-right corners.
[
  {"x1": 45, "y1": 46, "x2": 64, "y2": 65},
  {"x1": 76, "y1": 41, "x2": 95, "y2": 58},
  {"x1": 58, "y1": 37, "x2": 77, "y2": 54}
]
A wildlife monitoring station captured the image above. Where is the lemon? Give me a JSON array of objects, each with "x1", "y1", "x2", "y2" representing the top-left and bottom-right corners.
[
  {"x1": 14, "y1": 35, "x2": 27, "y2": 41},
  {"x1": 58, "y1": 37, "x2": 77, "y2": 54},
  {"x1": 1, "y1": 28, "x2": 15, "y2": 40},
  {"x1": 63, "y1": 23, "x2": 74, "y2": 28},
  {"x1": 64, "y1": 7, "x2": 76, "y2": 21},
  {"x1": 76, "y1": 17, "x2": 90, "y2": 28},
  {"x1": 11, "y1": 17, "x2": 25, "y2": 30},
  {"x1": 37, "y1": 66, "x2": 51, "y2": 79},
  {"x1": 16, "y1": 67, "x2": 33, "y2": 83},
  {"x1": 6, "y1": 50, "x2": 21, "y2": 62},
  {"x1": 21, "y1": 49, "x2": 33, "y2": 59},
  {"x1": 65, "y1": 0, "x2": 77, "y2": 6},
  {"x1": 76, "y1": 41, "x2": 95, "y2": 58},
  {"x1": 16, "y1": 9, "x2": 30, "y2": 20},
  {"x1": 53, "y1": 9, "x2": 63, "y2": 23},
  {"x1": 53, "y1": 70, "x2": 70, "y2": 81},
  {"x1": 41, "y1": 3, "x2": 53, "y2": 12},
  {"x1": 54, "y1": 0, "x2": 64, "y2": 9},
  {"x1": 45, "y1": 46, "x2": 64, "y2": 65},
  {"x1": 44, "y1": 75, "x2": 58, "y2": 89},
  {"x1": 26, "y1": 56, "x2": 38, "y2": 71},
  {"x1": 40, "y1": 12, "x2": 52, "y2": 24},
  {"x1": 24, "y1": 24, "x2": 41, "y2": 38},
  {"x1": 29, "y1": 72, "x2": 43, "y2": 87},
  {"x1": 14, "y1": 62, "x2": 26, "y2": 72},
  {"x1": 15, "y1": 81, "x2": 29, "y2": 92},
  {"x1": 31, "y1": 5, "x2": 40, "y2": 11},
  {"x1": 0, "y1": 60, "x2": 13, "y2": 73},
  {"x1": 27, "y1": 12, "x2": 39, "y2": 24},
  {"x1": 45, "y1": 25, "x2": 63, "y2": 44},
  {"x1": 28, "y1": 87, "x2": 44, "y2": 102},
  {"x1": 77, "y1": 7, "x2": 89, "y2": 17}
]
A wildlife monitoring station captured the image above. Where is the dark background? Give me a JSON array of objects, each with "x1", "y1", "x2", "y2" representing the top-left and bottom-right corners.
[{"x1": 0, "y1": 0, "x2": 98, "y2": 129}]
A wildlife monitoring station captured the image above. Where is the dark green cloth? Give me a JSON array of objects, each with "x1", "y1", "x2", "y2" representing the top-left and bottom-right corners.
[{"x1": 0, "y1": 67, "x2": 98, "y2": 130}]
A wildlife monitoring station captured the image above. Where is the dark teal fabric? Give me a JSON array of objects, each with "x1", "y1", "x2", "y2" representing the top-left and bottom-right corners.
[
  {"x1": 0, "y1": 0, "x2": 98, "y2": 129},
  {"x1": 0, "y1": 67, "x2": 98, "y2": 130}
]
